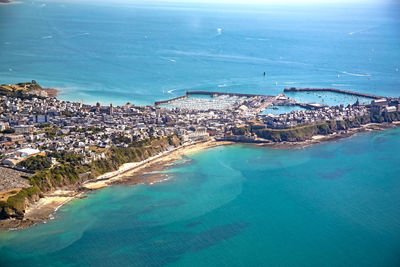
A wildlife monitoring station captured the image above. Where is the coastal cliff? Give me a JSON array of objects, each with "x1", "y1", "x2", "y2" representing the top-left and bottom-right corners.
[
  {"x1": 231, "y1": 113, "x2": 400, "y2": 142},
  {"x1": 0, "y1": 135, "x2": 181, "y2": 221},
  {"x1": 0, "y1": 81, "x2": 57, "y2": 98}
]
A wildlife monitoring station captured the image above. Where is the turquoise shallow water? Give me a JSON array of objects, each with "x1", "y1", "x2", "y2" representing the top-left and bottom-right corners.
[
  {"x1": 1, "y1": 1, "x2": 400, "y2": 266},
  {"x1": 1, "y1": 1, "x2": 400, "y2": 105},
  {"x1": 284, "y1": 91, "x2": 374, "y2": 106},
  {"x1": 1, "y1": 128, "x2": 400, "y2": 266}
]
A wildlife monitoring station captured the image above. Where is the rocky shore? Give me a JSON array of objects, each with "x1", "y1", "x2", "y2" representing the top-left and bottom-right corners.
[
  {"x1": 0, "y1": 140, "x2": 232, "y2": 230},
  {"x1": 42, "y1": 88, "x2": 58, "y2": 98},
  {"x1": 2, "y1": 122, "x2": 399, "y2": 231},
  {"x1": 257, "y1": 122, "x2": 400, "y2": 149}
]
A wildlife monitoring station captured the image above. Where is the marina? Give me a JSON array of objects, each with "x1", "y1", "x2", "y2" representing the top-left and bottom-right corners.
[
  {"x1": 186, "y1": 91, "x2": 268, "y2": 98},
  {"x1": 158, "y1": 94, "x2": 247, "y2": 111},
  {"x1": 156, "y1": 87, "x2": 380, "y2": 115},
  {"x1": 1, "y1": 0, "x2": 400, "y2": 266},
  {"x1": 284, "y1": 90, "x2": 375, "y2": 106},
  {"x1": 284, "y1": 87, "x2": 384, "y2": 100}
]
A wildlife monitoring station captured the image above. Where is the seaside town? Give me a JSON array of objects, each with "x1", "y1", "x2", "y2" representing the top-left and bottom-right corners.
[
  {"x1": 0, "y1": 81, "x2": 399, "y2": 224},
  {"x1": 1, "y1": 82, "x2": 400, "y2": 173}
]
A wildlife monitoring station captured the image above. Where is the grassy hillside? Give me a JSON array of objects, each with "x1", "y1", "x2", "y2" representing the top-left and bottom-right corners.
[
  {"x1": 0, "y1": 135, "x2": 181, "y2": 219},
  {"x1": 231, "y1": 113, "x2": 400, "y2": 142},
  {"x1": 0, "y1": 81, "x2": 42, "y2": 98}
]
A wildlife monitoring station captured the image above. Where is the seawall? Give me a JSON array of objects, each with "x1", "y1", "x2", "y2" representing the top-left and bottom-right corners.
[
  {"x1": 284, "y1": 87, "x2": 384, "y2": 100},
  {"x1": 155, "y1": 95, "x2": 188, "y2": 106},
  {"x1": 186, "y1": 91, "x2": 271, "y2": 98}
]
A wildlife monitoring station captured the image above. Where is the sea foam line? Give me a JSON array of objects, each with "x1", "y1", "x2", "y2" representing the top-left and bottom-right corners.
[
  {"x1": 342, "y1": 71, "x2": 371, "y2": 77},
  {"x1": 348, "y1": 25, "x2": 379, "y2": 35}
]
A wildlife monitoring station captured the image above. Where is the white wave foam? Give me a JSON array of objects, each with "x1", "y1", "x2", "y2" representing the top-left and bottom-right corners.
[
  {"x1": 284, "y1": 82, "x2": 296, "y2": 84},
  {"x1": 217, "y1": 84, "x2": 227, "y2": 88},
  {"x1": 41, "y1": 35, "x2": 53, "y2": 39},
  {"x1": 167, "y1": 89, "x2": 177, "y2": 94},
  {"x1": 245, "y1": 37, "x2": 269, "y2": 41},
  {"x1": 348, "y1": 25, "x2": 379, "y2": 35},
  {"x1": 69, "y1": 32, "x2": 90, "y2": 38},
  {"x1": 167, "y1": 58, "x2": 176, "y2": 63},
  {"x1": 162, "y1": 49, "x2": 310, "y2": 67},
  {"x1": 148, "y1": 176, "x2": 170, "y2": 185},
  {"x1": 217, "y1": 28, "x2": 222, "y2": 35},
  {"x1": 342, "y1": 71, "x2": 371, "y2": 77}
]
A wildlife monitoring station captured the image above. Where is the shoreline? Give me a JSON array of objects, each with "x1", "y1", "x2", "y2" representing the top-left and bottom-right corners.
[
  {"x1": 42, "y1": 88, "x2": 59, "y2": 98},
  {"x1": 83, "y1": 139, "x2": 232, "y2": 190},
  {"x1": 0, "y1": 1, "x2": 22, "y2": 5},
  {"x1": 255, "y1": 122, "x2": 399, "y2": 149},
  {"x1": 0, "y1": 139, "x2": 233, "y2": 231},
  {"x1": 0, "y1": 122, "x2": 398, "y2": 231}
]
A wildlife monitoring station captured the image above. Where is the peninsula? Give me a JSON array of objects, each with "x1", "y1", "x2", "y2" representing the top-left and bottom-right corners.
[
  {"x1": 0, "y1": 0, "x2": 18, "y2": 5},
  {"x1": 0, "y1": 81, "x2": 399, "y2": 229}
]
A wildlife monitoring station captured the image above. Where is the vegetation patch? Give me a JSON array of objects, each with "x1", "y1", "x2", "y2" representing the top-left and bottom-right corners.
[{"x1": 0, "y1": 135, "x2": 180, "y2": 219}]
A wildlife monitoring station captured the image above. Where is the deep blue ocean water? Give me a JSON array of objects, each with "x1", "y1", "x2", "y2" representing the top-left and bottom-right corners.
[
  {"x1": 1, "y1": 1, "x2": 400, "y2": 266},
  {"x1": 1, "y1": 1, "x2": 400, "y2": 105}
]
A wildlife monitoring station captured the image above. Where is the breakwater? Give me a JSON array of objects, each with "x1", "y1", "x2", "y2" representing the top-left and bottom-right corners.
[
  {"x1": 186, "y1": 91, "x2": 268, "y2": 98},
  {"x1": 155, "y1": 91, "x2": 271, "y2": 106},
  {"x1": 155, "y1": 95, "x2": 188, "y2": 106},
  {"x1": 284, "y1": 87, "x2": 383, "y2": 99}
]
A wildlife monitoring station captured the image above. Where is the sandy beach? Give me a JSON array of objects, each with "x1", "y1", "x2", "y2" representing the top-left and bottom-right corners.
[
  {"x1": 24, "y1": 190, "x2": 78, "y2": 221},
  {"x1": 0, "y1": 139, "x2": 232, "y2": 230},
  {"x1": 1, "y1": 122, "x2": 398, "y2": 230},
  {"x1": 84, "y1": 140, "x2": 232, "y2": 189}
]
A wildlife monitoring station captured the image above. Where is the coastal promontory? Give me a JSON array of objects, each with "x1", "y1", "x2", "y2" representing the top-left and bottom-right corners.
[{"x1": 0, "y1": 81, "x2": 399, "y2": 229}]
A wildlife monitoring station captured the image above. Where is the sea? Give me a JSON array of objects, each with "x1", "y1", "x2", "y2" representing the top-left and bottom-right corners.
[{"x1": 1, "y1": 0, "x2": 400, "y2": 266}]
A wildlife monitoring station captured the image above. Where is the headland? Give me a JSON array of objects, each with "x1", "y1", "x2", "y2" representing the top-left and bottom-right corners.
[
  {"x1": 0, "y1": 81, "x2": 399, "y2": 230},
  {"x1": 0, "y1": 0, "x2": 22, "y2": 5}
]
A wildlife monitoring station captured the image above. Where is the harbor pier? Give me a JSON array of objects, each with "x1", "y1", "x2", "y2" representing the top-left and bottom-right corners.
[
  {"x1": 155, "y1": 95, "x2": 188, "y2": 106},
  {"x1": 186, "y1": 91, "x2": 271, "y2": 98},
  {"x1": 283, "y1": 87, "x2": 384, "y2": 99}
]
